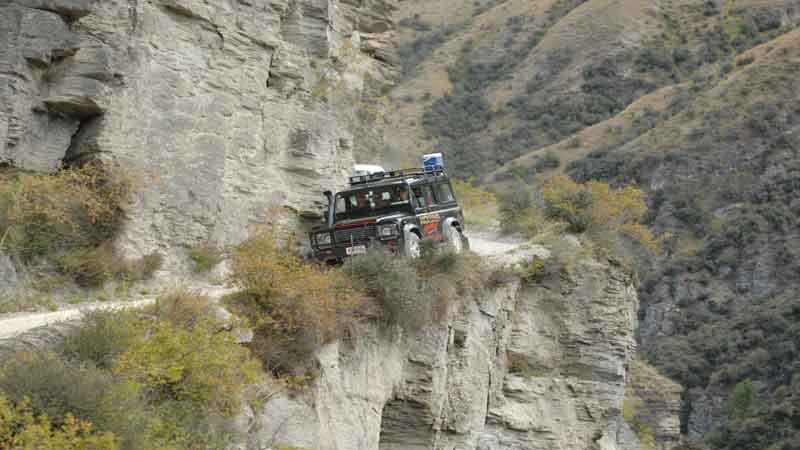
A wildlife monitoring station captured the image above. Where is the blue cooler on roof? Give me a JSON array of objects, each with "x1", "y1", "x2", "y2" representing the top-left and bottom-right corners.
[{"x1": 423, "y1": 153, "x2": 444, "y2": 172}]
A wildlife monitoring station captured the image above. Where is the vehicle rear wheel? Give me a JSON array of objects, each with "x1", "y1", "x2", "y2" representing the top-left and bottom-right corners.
[
  {"x1": 403, "y1": 232, "x2": 421, "y2": 259},
  {"x1": 445, "y1": 225, "x2": 464, "y2": 254}
]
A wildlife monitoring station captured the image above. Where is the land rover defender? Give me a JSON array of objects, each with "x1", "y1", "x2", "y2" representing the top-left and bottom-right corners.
[{"x1": 309, "y1": 167, "x2": 469, "y2": 262}]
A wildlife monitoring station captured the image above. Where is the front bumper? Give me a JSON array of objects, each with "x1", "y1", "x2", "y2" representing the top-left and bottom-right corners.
[{"x1": 312, "y1": 237, "x2": 401, "y2": 262}]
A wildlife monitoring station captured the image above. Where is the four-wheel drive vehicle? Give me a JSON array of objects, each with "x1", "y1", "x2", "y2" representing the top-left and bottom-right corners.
[{"x1": 310, "y1": 168, "x2": 469, "y2": 262}]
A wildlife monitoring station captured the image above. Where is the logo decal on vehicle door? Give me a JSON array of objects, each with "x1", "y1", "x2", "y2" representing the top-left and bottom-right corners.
[{"x1": 420, "y1": 213, "x2": 441, "y2": 239}]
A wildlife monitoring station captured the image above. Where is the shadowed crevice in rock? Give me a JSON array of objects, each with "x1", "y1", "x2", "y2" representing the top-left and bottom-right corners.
[
  {"x1": 63, "y1": 113, "x2": 102, "y2": 164},
  {"x1": 0, "y1": 1, "x2": 112, "y2": 171}
]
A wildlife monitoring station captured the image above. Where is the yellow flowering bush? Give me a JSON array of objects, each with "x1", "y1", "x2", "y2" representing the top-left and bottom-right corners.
[{"x1": 0, "y1": 395, "x2": 118, "y2": 450}]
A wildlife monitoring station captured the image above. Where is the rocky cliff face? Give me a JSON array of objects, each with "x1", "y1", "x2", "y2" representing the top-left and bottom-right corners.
[
  {"x1": 1, "y1": 0, "x2": 396, "y2": 258},
  {"x1": 241, "y1": 258, "x2": 642, "y2": 450}
]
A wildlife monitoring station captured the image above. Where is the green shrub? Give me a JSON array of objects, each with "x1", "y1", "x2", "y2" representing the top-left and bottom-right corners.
[
  {"x1": 230, "y1": 228, "x2": 363, "y2": 339},
  {"x1": 344, "y1": 248, "x2": 485, "y2": 333},
  {"x1": 0, "y1": 395, "x2": 119, "y2": 450},
  {"x1": 416, "y1": 249, "x2": 485, "y2": 309},
  {"x1": 0, "y1": 163, "x2": 131, "y2": 259},
  {"x1": 622, "y1": 391, "x2": 656, "y2": 450},
  {"x1": 7, "y1": 290, "x2": 263, "y2": 450},
  {"x1": 452, "y1": 178, "x2": 499, "y2": 229},
  {"x1": 0, "y1": 163, "x2": 145, "y2": 289},
  {"x1": 514, "y1": 257, "x2": 546, "y2": 283},
  {"x1": 51, "y1": 247, "x2": 162, "y2": 288},
  {"x1": 498, "y1": 185, "x2": 537, "y2": 234},
  {"x1": 0, "y1": 293, "x2": 59, "y2": 314},
  {"x1": 52, "y1": 246, "x2": 122, "y2": 288},
  {"x1": 498, "y1": 176, "x2": 661, "y2": 254},
  {"x1": 227, "y1": 228, "x2": 362, "y2": 381},
  {"x1": 726, "y1": 379, "x2": 764, "y2": 420},
  {"x1": 188, "y1": 245, "x2": 223, "y2": 274},
  {"x1": 125, "y1": 252, "x2": 163, "y2": 281},
  {"x1": 343, "y1": 249, "x2": 421, "y2": 330},
  {"x1": 566, "y1": 149, "x2": 627, "y2": 182},
  {"x1": 223, "y1": 289, "x2": 318, "y2": 380},
  {"x1": 0, "y1": 351, "x2": 114, "y2": 424},
  {"x1": 533, "y1": 152, "x2": 560, "y2": 172},
  {"x1": 61, "y1": 310, "x2": 146, "y2": 369},
  {"x1": 150, "y1": 289, "x2": 211, "y2": 328},
  {"x1": 113, "y1": 318, "x2": 260, "y2": 417},
  {"x1": 542, "y1": 176, "x2": 661, "y2": 252}
]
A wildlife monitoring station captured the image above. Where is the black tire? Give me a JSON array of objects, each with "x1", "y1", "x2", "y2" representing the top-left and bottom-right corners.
[
  {"x1": 444, "y1": 224, "x2": 465, "y2": 254},
  {"x1": 403, "y1": 231, "x2": 421, "y2": 259}
]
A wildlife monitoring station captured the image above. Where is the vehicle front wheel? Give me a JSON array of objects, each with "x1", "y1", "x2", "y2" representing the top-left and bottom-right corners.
[
  {"x1": 403, "y1": 232, "x2": 421, "y2": 259},
  {"x1": 445, "y1": 225, "x2": 465, "y2": 254}
]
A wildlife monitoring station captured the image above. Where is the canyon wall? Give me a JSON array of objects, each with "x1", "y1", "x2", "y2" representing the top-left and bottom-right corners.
[
  {"x1": 241, "y1": 258, "x2": 644, "y2": 450},
  {"x1": 0, "y1": 0, "x2": 396, "y2": 258}
]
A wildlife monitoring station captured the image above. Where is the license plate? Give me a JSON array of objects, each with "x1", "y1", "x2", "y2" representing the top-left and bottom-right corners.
[{"x1": 346, "y1": 245, "x2": 367, "y2": 256}]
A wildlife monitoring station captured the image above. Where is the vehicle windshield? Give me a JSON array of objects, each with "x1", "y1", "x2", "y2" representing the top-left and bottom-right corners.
[{"x1": 335, "y1": 184, "x2": 411, "y2": 221}]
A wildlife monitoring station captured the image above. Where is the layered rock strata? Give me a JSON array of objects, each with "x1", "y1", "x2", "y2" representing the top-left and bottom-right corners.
[{"x1": 244, "y1": 259, "x2": 642, "y2": 450}]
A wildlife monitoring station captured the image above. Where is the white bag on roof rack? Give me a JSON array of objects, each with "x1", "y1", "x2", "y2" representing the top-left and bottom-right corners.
[{"x1": 353, "y1": 164, "x2": 386, "y2": 177}]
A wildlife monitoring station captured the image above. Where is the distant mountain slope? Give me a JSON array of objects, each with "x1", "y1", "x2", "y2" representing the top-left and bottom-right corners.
[
  {"x1": 596, "y1": 30, "x2": 800, "y2": 449},
  {"x1": 387, "y1": 0, "x2": 799, "y2": 178},
  {"x1": 387, "y1": 1, "x2": 800, "y2": 448}
]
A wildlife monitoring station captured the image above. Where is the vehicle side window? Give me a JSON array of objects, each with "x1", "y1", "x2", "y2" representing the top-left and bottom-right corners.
[
  {"x1": 412, "y1": 186, "x2": 427, "y2": 209},
  {"x1": 434, "y1": 182, "x2": 455, "y2": 203},
  {"x1": 336, "y1": 196, "x2": 346, "y2": 213},
  {"x1": 422, "y1": 185, "x2": 435, "y2": 208}
]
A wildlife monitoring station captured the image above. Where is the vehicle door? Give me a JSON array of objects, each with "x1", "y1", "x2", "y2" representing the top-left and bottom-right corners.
[
  {"x1": 432, "y1": 180, "x2": 459, "y2": 236},
  {"x1": 414, "y1": 184, "x2": 442, "y2": 241},
  {"x1": 408, "y1": 184, "x2": 428, "y2": 236}
]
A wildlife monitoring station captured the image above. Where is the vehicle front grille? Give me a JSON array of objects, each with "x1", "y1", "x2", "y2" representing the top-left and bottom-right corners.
[{"x1": 334, "y1": 225, "x2": 377, "y2": 245}]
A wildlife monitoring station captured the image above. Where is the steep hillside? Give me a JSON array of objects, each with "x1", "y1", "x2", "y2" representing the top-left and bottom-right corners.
[
  {"x1": 498, "y1": 24, "x2": 800, "y2": 450},
  {"x1": 385, "y1": 0, "x2": 800, "y2": 449},
  {"x1": 605, "y1": 30, "x2": 800, "y2": 450},
  {"x1": 387, "y1": 0, "x2": 799, "y2": 178}
]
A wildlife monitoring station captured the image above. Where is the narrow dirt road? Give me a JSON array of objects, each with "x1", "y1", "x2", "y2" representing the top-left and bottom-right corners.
[
  {"x1": 467, "y1": 232, "x2": 550, "y2": 267},
  {"x1": 0, "y1": 285, "x2": 235, "y2": 341},
  {"x1": 0, "y1": 299, "x2": 155, "y2": 340},
  {"x1": 0, "y1": 234, "x2": 542, "y2": 341}
]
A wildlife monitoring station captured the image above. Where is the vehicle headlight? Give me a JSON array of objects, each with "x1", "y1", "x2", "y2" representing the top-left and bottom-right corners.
[
  {"x1": 316, "y1": 233, "x2": 331, "y2": 246},
  {"x1": 379, "y1": 224, "x2": 397, "y2": 238}
]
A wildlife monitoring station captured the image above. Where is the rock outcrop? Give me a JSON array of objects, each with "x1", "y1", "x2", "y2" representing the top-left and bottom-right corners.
[
  {"x1": 628, "y1": 359, "x2": 683, "y2": 448},
  {"x1": 242, "y1": 258, "x2": 642, "y2": 450},
  {"x1": 0, "y1": 0, "x2": 397, "y2": 258}
]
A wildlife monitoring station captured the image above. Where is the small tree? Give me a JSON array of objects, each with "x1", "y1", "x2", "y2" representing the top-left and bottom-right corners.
[{"x1": 726, "y1": 379, "x2": 762, "y2": 420}]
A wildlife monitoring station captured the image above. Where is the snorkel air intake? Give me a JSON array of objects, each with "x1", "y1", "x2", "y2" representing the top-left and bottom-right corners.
[{"x1": 324, "y1": 190, "x2": 335, "y2": 227}]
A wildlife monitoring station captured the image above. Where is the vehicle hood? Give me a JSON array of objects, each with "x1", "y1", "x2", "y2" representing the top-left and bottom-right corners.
[{"x1": 311, "y1": 213, "x2": 410, "y2": 232}]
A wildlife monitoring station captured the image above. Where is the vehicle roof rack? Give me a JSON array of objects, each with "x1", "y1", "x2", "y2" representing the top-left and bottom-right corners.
[{"x1": 349, "y1": 167, "x2": 446, "y2": 186}]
